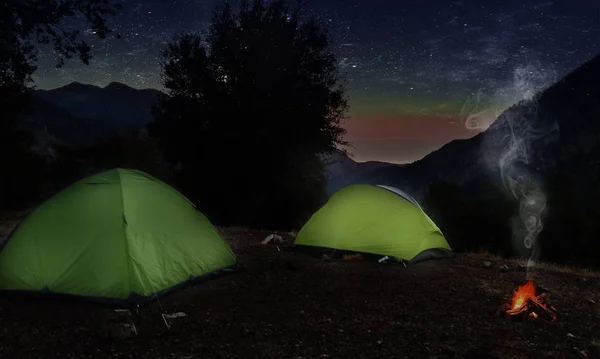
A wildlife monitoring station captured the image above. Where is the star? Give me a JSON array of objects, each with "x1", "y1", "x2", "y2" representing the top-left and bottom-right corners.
[{"x1": 31, "y1": 0, "x2": 600, "y2": 163}]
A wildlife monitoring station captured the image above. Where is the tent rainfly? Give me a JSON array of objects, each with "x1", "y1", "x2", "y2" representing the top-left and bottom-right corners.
[
  {"x1": 294, "y1": 184, "x2": 452, "y2": 263},
  {"x1": 0, "y1": 168, "x2": 237, "y2": 306}
]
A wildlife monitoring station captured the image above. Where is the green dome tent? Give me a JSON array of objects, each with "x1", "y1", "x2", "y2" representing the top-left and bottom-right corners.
[
  {"x1": 294, "y1": 184, "x2": 451, "y2": 263},
  {"x1": 0, "y1": 169, "x2": 237, "y2": 305}
]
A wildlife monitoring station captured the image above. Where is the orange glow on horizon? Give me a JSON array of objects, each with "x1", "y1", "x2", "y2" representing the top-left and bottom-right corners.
[{"x1": 341, "y1": 114, "x2": 481, "y2": 163}]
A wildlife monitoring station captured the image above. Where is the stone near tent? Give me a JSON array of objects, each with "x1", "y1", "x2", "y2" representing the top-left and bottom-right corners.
[
  {"x1": 103, "y1": 309, "x2": 138, "y2": 340},
  {"x1": 261, "y1": 234, "x2": 284, "y2": 245}
]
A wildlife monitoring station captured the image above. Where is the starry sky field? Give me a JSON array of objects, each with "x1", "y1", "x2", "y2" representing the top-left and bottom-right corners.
[{"x1": 32, "y1": 0, "x2": 600, "y2": 163}]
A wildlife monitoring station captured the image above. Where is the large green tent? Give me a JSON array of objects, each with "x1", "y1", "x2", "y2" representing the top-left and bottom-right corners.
[
  {"x1": 0, "y1": 168, "x2": 237, "y2": 305},
  {"x1": 294, "y1": 184, "x2": 451, "y2": 263}
]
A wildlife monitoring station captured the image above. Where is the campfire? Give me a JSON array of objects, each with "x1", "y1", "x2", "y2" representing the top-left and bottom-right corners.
[{"x1": 500, "y1": 280, "x2": 557, "y2": 322}]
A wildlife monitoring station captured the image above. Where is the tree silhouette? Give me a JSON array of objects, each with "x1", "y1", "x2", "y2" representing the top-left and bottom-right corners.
[
  {"x1": 0, "y1": 0, "x2": 122, "y2": 208},
  {"x1": 423, "y1": 179, "x2": 518, "y2": 256},
  {"x1": 149, "y1": 0, "x2": 349, "y2": 229},
  {"x1": 539, "y1": 166, "x2": 600, "y2": 269}
]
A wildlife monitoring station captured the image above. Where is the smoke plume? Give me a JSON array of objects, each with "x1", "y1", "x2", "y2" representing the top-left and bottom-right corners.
[{"x1": 464, "y1": 63, "x2": 558, "y2": 280}]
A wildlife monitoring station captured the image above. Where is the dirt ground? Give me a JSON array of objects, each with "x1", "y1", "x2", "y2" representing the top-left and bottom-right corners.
[{"x1": 0, "y1": 218, "x2": 599, "y2": 359}]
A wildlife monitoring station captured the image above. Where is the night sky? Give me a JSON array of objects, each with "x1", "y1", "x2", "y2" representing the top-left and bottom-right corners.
[{"x1": 32, "y1": 0, "x2": 600, "y2": 163}]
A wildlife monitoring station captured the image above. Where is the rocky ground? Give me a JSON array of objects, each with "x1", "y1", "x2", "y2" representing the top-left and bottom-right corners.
[{"x1": 0, "y1": 218, "x2": 599, "y2": 359}]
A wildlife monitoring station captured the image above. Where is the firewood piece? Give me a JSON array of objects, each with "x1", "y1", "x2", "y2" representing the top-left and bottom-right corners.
[
  {"x1": 506, "y1": 303, "x2": 531, "y2": 322},
  {"x1": 528, "y1": 296, "x2": 557, "y2": 321},
  {"x1": 536, "y1": 292, "x2": 550, "y2": 302},
  {"x1": 502, "y1": 291, "x2": 557, "y2": 322},
  {"x1": 533, "y1": 293, "x2": 555, "y2": 312},
  {"x1": 506, "y1": 303, "x2": 530, "y2": 316}
]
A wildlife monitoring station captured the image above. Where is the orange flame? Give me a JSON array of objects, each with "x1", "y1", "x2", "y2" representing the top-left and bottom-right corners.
[{"x1": 511, "y1": 280, "x2": 536, "y2": 310}]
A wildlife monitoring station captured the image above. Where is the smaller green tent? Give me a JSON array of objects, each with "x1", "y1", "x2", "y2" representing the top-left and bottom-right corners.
[
  {"x1": 294, "y1": 184, "x2": 451, "y2": 263},
  {"x1": 0, "y1": 169, "x2": 237, "y2": 305}
]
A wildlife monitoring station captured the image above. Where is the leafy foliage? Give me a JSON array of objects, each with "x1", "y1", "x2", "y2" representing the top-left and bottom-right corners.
[
  {"x1": 2, "y1": 0, "x2": 122, "y2": 73},
  {"x1": 149, "y1": 0, "x2": 349, "y2": 229},
  {"x1": 0, "y1": 0, "x2": 121, "y2": 209},
  {"x1": 424, "y1": 170, "x2": 600, "y2": 270},
  {"x1": 423, "y1": 179, "x2": 519, "y2": 257},
  {"x1": 44, "y1": 129, "x2": 168, "y2": 196},
  {"x1": 538, "y1": 166, "x2": 600, "y2": 269}
]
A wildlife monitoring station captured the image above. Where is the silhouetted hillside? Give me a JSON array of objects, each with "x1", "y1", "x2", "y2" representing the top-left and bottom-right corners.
[
  {"x1": 35, "y1": 82, "x2": 161, "y2": 127},
  {"x1": 361, "y1": 52, "x2": 600, "y2": 200},
  {"x1": 323, "y1": 149, "x2": 397, "y2": 194},
  {"x1": 358, "y1": 52, "x2": 600, "y2": 268},
  {"x1": 17, "y1": 81, "x2": 377, "y2": 197},
  {"x1": 20, "y1": 82, "x2": 163, "y2": 147}
]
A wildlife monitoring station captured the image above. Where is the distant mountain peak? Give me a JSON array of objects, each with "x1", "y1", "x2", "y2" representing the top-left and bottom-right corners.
[
  {"x1": 104, "y1": 82, "x2": 134, "y2": 91},
  {"x1": 353, "y1": 52, "x2": 600, "y2": 199},
  {"x1": 24, "y1": 80, "x2": 165, "y2": 148},
  {"x1": 59, "y1": 81, "x2": 100, "y2": 91}
]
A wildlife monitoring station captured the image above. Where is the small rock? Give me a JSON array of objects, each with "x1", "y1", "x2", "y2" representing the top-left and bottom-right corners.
[
  {"x1": 499, "y1": 264, "x2": 509, "y2": 272},
  {"x1": 587, "y1": 299, "x2": 596, "y2": 304},
  {"x1": 163, "y1": 312, "x2": 187, "y2": 319},
  {"x1": 104, "y1": 309, "x2": 138, "y2": 340},
  {"x1": 261, "y1": 234, "x2": 284, "y2": 245},
  {"x1": 106, "y1": 323, "x2": 137, "y2": 340},
  {"x1": 567, "y1": 333, "x2": 576, "y2": 338},
  {"x1": 581, "y1": 278, "x2": 588, "y2": 283},
  {"x1": 579, "y1": 350, "x2": 589, "y2": 358},
  {"x1": 482, "y1": 261, "x2": 491, "y2": 268}
]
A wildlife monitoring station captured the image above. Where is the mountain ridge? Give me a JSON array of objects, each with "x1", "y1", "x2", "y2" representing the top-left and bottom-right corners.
[
  {"x1": 22, "y1": 50, "x2": 600, "y2": 199},
  {"x1": 23, "y1": 81, "x2": 400, "y2": 191},
  {"x1": 21, "y1": 81, "x2": 164, "y2": 147},
  {"x1": 356, "y1": 52, "x2": 600, "y2": 199}
]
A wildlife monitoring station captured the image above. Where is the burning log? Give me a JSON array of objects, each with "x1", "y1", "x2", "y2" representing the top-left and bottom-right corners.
[
  {"x1": 528, "y1": 293, "x2": 557, "y2": 321},
  {"x1": 503, "y1": 281, "x2": 557, "y2": 322},
  {"x1": 505, "y1": 302, "x2": 531, "y2": 322},
  {"x1": 505, "y1": 295, "x2": 557, "y2": 322}
]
